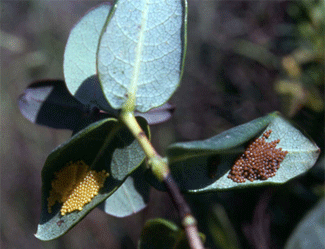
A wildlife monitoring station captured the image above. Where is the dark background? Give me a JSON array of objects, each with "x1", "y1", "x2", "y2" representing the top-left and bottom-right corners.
[{"x1": 1, "y1": 1, "x2": 324, "y2": 248}]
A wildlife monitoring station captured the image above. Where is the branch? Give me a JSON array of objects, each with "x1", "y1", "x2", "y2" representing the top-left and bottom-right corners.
[
  {"x1": 164, "y1": 174, "x2": 204, "y2": 249},
  {"x1": 121, "y1": 111, "x2": 204, "y2": 249}
]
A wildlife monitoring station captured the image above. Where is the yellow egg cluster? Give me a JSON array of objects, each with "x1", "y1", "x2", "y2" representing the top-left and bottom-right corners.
[
  {"x1": 228, "y1": 130, "x2": 288, "y2": 183},
  {"x1": 47, "y1": 160, "x2": 109, "y2": 215}
]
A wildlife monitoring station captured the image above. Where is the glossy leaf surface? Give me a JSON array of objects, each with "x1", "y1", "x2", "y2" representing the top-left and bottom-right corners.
[
  {"x1": 97, "y1": 0, "x2": 187, "y2": 112},
  {"x1": 35, "y1": 117, "x2": 149, "y2": 240}
]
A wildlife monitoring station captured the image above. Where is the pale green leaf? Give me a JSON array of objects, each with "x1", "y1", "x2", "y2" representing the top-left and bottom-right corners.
[
  {"x1": 99, "y1": 165, "x2": 150, "y2": 217},
  {"x1": 97, "y1": 0, "x2": 187, "y2": 112},
  {"x1": 64, "y1": 3, "x2": 111, "y2": 95},
  {"x1": 162, "y1": 113, "x2": 320, "y2": 192}
]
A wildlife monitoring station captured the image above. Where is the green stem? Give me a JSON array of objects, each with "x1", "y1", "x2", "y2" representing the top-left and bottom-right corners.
[
  {"x1": 121, "y1": 111, "x2": 204, "y2": 249},
  {"x1": 120, "y1": 111, "x2": 169, "y2": 181}
]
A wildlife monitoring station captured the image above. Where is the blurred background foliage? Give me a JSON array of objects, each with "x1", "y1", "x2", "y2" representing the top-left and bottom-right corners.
[{"x1": 1, "y1": 1, "x2": 324, "y2": 249}]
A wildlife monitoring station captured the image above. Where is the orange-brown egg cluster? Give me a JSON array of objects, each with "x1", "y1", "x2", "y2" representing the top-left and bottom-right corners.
[
  {"x1": 47, "y1": 160, "x2": 109, "y2": 215},
  {"x1": 228, "y1": 130, "x2": 288, "y2": 183}
]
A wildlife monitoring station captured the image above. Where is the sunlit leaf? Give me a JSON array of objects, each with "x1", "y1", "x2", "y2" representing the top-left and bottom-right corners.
[
  {"x1": 64, "y1": 3, "x2": 111, "y2": 96},
  {"x1": 97, "y1": 0, "x2": 187, "y2": 112},
  {"x1": 148, "y1": 112, "x2": 320, "y2": 192},
  {"x1": 169, "y1": 112, "x2": 320, "y2": 192},
  {"x1": 63, "y1": 4, "x2": 121, "y2": 114}
]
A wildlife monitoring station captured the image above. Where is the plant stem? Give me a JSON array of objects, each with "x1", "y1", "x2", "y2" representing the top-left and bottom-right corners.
[
  {"x1": 164, "y1": 173, "x2": 204, "y2": 249},
  {"x1": 120, "y1": 111, "x2": 204, "y2": 249},
  {"x1": 121, "y1": 111, "x2": 169, "y2": 181}
]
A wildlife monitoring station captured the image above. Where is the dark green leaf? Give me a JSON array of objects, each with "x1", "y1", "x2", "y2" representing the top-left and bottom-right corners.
[
  {"x1": 138, "y1": 218, "x2": 205, "y2": 249},
  {"x1": 138, "y1": 219, "x2": 179, "y2": 249},
  {"x1": 167, "y1": 112, "x2": 276, "y2": 162},
  {"x1": 285, "y1": 197, "x2": 325, "y2": 249},
  {"x1": 35, "y1": 117, "x2": 149, "y2": 240},
  {"x1": 208, "y1": 204, "x2": 241, "y2": 249}
]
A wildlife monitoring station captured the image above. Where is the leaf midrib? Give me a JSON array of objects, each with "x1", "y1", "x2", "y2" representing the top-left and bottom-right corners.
[{"x1": 129, "y1": 0, "x2": 150, "y2": 99}]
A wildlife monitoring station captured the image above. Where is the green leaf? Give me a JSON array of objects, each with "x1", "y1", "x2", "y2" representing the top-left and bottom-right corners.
[
  {"x1": 285, "y1": 197, "x2": 325, "y2": 249},
  {"x1": 208, "y1": 204, "x2": 241, "y2": 249},
  {"x1": 146, "y1": 112, "x2": 276, "y2": 191},
  {"x1": 97, "y1": 0, "x2": 187, "y2": 112},
  {"x1": 98, "y1": 164, "x2": 150, "y2": 217},
  {"x1": 138, "y1": 219, "x2": 179, "y2": 249},
  {"x1": 63, "y1": 3, "x2": 111, "y2": 95},
  {"x1": 138, "y1": 218, "x2": 205, "y2": 249},
  {"x1": 35, "y1": 117, "x2": 149, "y2": 241},
  {"x1": 167, "y1": 112, "x2": 276, "y2": 161},
  {"x1": 155, "y1": 112, "x2": 320, "y2": 192}
]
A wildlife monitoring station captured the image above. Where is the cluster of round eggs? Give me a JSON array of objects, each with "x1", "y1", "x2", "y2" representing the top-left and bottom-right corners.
[
  {"x1": 47, "y1": 161, "x2": 109, "y2": 215},
  {"x1": 228, "y1": 130, "x2": 288, "y2": 183}
]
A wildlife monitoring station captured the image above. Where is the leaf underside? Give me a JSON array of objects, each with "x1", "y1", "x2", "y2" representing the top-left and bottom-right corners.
[
  {"x1": 64, "y1": 3, "x2": 111, "y2": 96},
  {"x1": 97, "y1": 0, "x2": 187, "y2": 112},
  {"x1": 148, "y1": 112, "x2": 320, "y2": 192},
  {"x1": 98, "y1": 164, "x2": 150, "y2": 217}
]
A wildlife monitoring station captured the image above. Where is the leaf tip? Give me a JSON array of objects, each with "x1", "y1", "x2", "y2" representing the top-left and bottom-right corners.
[{"x1": 34, "y1": 229, "x2": 47, "y2": 241}]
